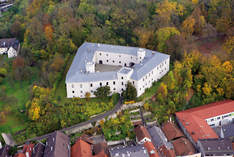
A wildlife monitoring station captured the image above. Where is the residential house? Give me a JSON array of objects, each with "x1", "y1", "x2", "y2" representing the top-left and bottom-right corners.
[
  {"x1": 161, "y1": 122, "x2": 184, "y2": 141},
  {"x1": 197, "y1": 139, "x2": 234, "y2": 157},
  {"x1": 134, "y1": 125, "x2": 160, "y2": 157},
  {"x1": 32, "y1": 143, "x2": 45, "y2": 157},
  {"x1": 43, "y1": 131, "x2": 70, "y2": 157},
  {"x1": 14, "y1": 143, "x2": 34, "y2": 157},
  {"x1": 147, "y1": 125, "x2": 175, "y2": 157},
  {"x1": 0, "y1": 38, "x2": 20, "y2": 58},
  {"x1": 109, "y1": 145, "x2": 150, "y2": 157},
  {"x1": 175, "y1": 100, "x2": 234, "y2": 147},
  {"x1": 71, "y1": 137, "x2": 108, "y2": 157},
  {"x1": 0, "y1": 145, "x2": 10, "y2": 157}
]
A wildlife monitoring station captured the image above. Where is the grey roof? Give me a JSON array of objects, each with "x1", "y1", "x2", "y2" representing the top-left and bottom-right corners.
[
  {"x1": 109, "y1": 145, "x2": 150, "y2": 157},
  {"x1": 119, "y1": 67, "x2": 132, "y2": 74},
  {"x1": 0, "y1": 38, "x2": 19, "y2": 50},
  {"x1": 43, "y1": 131, "x2": 70, "y2": 157},
  {"x1": 32, "y1": 143, "x2": 45, "y2": 157},
  {"x1": 0, "y1": 145, "x2": 10, "y2": 157},
  {"x1": 66, "y1": 42, "x2": 169, "y2": 83},
  {"x1": 198, "y1": 138, "x2": 234, "y2": 156},
  {"x1": 147, "y1": 126, "x2": 174, "y2": 150},
  {"x1": 222, "y1": 123, "x2": 234, "y2": 139}
]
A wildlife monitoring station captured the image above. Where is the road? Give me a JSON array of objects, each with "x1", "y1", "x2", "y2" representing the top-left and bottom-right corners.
[{"x1": 22, "y1": 97, "x2": 123, "y2": 144}]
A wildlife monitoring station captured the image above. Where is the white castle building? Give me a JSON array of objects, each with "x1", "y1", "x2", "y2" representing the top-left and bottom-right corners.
[{"x1": 66, "y1": 42, "x2": 170, "y2": 98}]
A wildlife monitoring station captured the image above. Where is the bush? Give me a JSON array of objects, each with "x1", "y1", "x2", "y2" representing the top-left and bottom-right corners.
[
  {"x1": 122, "y1": 82, "x2": 137, "y2": 101},
  {"x1": 0, "y1": 68, "x2": 7, "y2": 77}
]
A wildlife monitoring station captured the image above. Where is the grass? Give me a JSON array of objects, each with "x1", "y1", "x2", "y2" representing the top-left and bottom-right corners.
[{"x1": 0, "y1": 57, "x2": 39, "y2": 134}]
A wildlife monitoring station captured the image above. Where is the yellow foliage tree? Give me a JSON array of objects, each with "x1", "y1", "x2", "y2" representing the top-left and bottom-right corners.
[
  {"x1": 222, "y1": 61, "x2": 233, "y2": 73},
  {"x1": 223, "y1": 36, "x2": 234, "y2": 55},
  {"x1": 202, "y1": 82, "x2": 212, "y2": 96},
  {"x1": 182, "y1": 17, "x2": 195, "y2": 37}
]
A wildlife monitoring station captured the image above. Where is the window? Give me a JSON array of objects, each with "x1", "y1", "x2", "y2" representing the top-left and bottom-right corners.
[
  {"x1": 119, "y1": 55, "x2": 121, "y2": 58},
  {"x1": 90, "y1": 83, "x2": 93, "y2": 87},
  {"x1": 106, "y1": 54, "x2": 108, "y2": 56},
  {"x1": 113, "y1": 81, "x2": 115, "y2": 85},
  {"x1": 122, "y1": 82, "x2": 124, "y2": 85},
  {"x1": 113, "y1": 88, "x2": 116, "y2": 90},
  {"x1": 71, "y1": 84, "x2": 74, "y2": 88},
  {"x1": 119, "y1": 61, "x2": 121, "y2": 64},
  {"x1": 91, "y1": 90, "x2": 93, "y2": 93},
  {"x1": 107, "y1": 60, "x2": 109, "y2": 62},
  {"x1": 121, "y1": 88, "x2": 124, "y2": 91},
  {"x1": 211, "y1": 119, "x2": 214, "y2": 122},
  {"x1": 100, "y1": 82, "x2": 102, "y2": 86},
  {"x1": 99, "y1": 53, "x2": 101, "y2": 56},
  {"x1": 80, "y1": 91, "x2": 83, "y2": 93},
  {"x1": 113, "y1": 60, "x2": 115, "y2": 63},
  {"x1": 72, "y1": 91, "x2": 75, "y2": 93},
  {"x1": 121, "y1": 77, "x2": 123, "y2": 79},
  {"x1": 106, "y1": 82, "x2": 109, "y2": 85},
  {"x1": 132, "y1": 81, "x2": 134, "y2": 85},
  {"x1": 80, "y1": 84, "x2": 82, "y2": 88}
]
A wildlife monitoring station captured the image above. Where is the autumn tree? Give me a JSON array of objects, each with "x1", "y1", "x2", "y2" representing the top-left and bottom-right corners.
[
  {"x1": 122, "y1": 82, "x2": 137, "y2": 101},
  {"x1": 156, "y1": 27, "x2": 180, "y2": 52}
]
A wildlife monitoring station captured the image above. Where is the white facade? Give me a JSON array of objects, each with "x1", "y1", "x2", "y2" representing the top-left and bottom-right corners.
[
  {"x1": 206, "y1": 112, "x2": 234, "y2": 128},
  {"x1": 66, "y1": 43, "x2": 170, "y2": 98},
  {"x1": 0, "y1": 46, "x2": 18, "y2": 58}
]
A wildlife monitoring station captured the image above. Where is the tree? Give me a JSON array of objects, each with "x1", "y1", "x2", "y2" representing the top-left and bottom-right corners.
[
  {"x1": 122, "y1": 82, "x2": 137, "y2": 101},
  {"x1": 94, "y1": 86, "x2": 111, "y2": 98},
  {"x1": 223, "y1": 36, "x2": 234, "y2": 57},
  {"x1": 156, "y1": 27, "x2": 180, "y2": 52},
  {"x1": 85, "y1": 92, "x2": 91, "y2": 100}
]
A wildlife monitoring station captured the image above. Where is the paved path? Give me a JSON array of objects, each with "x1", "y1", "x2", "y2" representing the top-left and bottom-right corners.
[{"x1": 22, "y1": 97, "x2": 123, "y2": 144}]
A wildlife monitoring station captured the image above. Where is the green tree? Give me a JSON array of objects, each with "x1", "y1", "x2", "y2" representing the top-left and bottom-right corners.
[
  {"x1": 122, "y1": 82, "x2": 137, "y2": 101},
  {"x1": 94, "y1": 86, "x2": 111, "y2": 98}
]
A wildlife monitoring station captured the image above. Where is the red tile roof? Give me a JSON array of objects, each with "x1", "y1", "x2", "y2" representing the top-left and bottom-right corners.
[
  {"x1": 23, "y1": 143, "x2": 34, "y2": 157},
  {"x1": 71, "y1": 139, "x2": 92, "y2": 157},
  {"x1": 144, "y1": 141, "x2": 160, "y2": 157},
  {"x1": 161, "y1": 122, "x2": 184, "y2": 141},
  {"x1": 158, "y1": 145, "x2": 176, "y2": 157},
  {"x1": 14, "y1": 153, "x2": 25, "y2": 157},
  {"x1": 172, "y1": 137, "x2": 195, "y2": 156},
  {"x1": 134, "y1": 125, "x2": 151, "y2": 142},
  {"x1": 176, "y1": 100, "x2": 234, "y2": 142}
]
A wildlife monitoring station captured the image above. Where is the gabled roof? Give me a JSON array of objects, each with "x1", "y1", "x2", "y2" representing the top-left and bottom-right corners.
[
  {"x1": 198, "y1": 138, "x2": 234, "y2": 156},
  {"x1": 134, "y1": 125, "x2": 151, "y2": 142},
  {"x1": 32, "y1": 143, "x2": 45, "y2": 157},
  {"x1": 0, "y1": 145, "x2": 10, "y2": 157},
  {"x1": 109, "y1": 145, "x2": 150, "y2": 157},
  {"x1": 147, "y1": 126, "x2": 173, "y2": 149},
  {"x1": 158, "y1": 145, "x2": 175, "y2": 157},
  {"x1": 176, "y1": 100, "x2": 234, "y2": 143},
  {"x1": 161, "y1": 122, "x2": 184, "y2": 141},
  {"x1": 22, "y1": 143, "x2": 34, "y2": 157},
  {"x1": 172, "y1": 137, "x2": 195, "y2": 156},
  {"x1": 0, "y1": 38, "x2": 19, "y2": 50},
  {"x1": 144, "y1": 142, "x2": 160, "y2": 157},
  {"x1": 43, "y1": 131, "x2": 70, "y2": 157},
  {"x1": 66, "y1": 42, "x2": 169, "y2": 83},
  {"x1": 71, "y1": 139, "x2": 92, "y2": 157}
]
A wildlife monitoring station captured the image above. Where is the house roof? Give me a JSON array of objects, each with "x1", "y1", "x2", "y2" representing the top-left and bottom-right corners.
[
  {"x1": 0, "y1": 145, "x2": 10, "y2": 157},
  {"x1": 175, "y1": 100, "x2": 234, "y2": 142},
  {"x1": 71, "y1": 138, "x2": 92, "y2": 157},
  {"x1": 32, "y1": 143, "x2": 45, "y2": 157},
  {"x1": 66, "y1": 42, "x2": 169, "y2": 83},
  {"x1": 172, "y1": 137, "x2": 195, "y2": 156},
  {"x1": 0, "y1": 38, "x2": 19, "y2": 50},
  {"x1": 161, "y1": 122, "x2": 184, "y2": 141},
  {"x1": 158, "y1": 145, "x2": 175, "y2": 157},
  {"x1": 22, "y1": 143, "x2": 34, "y2": 157},
  {"x1": 134, "y1": 125, "x2": 151, "y2": 142},
  {"x1": 14, "y1": 153, "x2": 25, "y2": 157},
  {"x1": 147, "y1": 126, "x2": 173, "y2": 149},
  {"x1": 43, "y1": 131, "x2": 70, "y2": 157},
  {"x1": 198, "y1": 138, "x2": 234, "y2": 156},
  {"x1": 222, "y1": 123, "x2": 234, "y2": 140},
  {"x1": 109, "y1": 145, "x2": 150, "y2": 157},
  {"x1": 143, "y1": 142, "x2": 160, "y2": 157},
  {"x1": 93, "y1": 142, "x2": 108, "y2": 156}
]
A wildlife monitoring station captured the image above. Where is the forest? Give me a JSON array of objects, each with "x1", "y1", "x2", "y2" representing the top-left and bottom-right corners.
[{"x1": 0, "y1": 0, "x2": 233, "y2": 142}]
